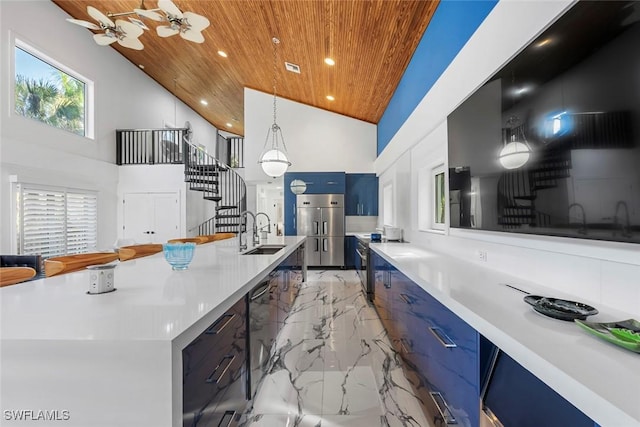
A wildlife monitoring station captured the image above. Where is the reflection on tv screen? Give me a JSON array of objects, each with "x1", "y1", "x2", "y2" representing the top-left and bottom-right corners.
[{"x1": 447, "y1": 1, "x2": 640, "y2": 244}]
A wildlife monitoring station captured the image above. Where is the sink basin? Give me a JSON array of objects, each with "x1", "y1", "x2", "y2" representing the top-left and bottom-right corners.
[{"x1": 242, "y1": 245, "x2": 286, "y2": 255}]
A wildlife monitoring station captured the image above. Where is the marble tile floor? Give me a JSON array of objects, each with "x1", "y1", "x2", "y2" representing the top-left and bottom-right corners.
[{"x1": 240, "y1": 270, "x2": 433, "y2": 427}]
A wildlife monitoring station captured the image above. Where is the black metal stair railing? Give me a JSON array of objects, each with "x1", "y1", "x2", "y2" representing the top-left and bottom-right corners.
[
  {"x1": 116, "y1": 128, "x2": 188, "y2": 165},
  {"x1": 116, "y1": 127, "x2": 246, "y2": 235},
  {"x1": 183, "y1": 140, "x2": 246, "y2": 235}
]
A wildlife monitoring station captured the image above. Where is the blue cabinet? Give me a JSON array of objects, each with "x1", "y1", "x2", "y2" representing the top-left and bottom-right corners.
[
  {"x1": 284, "y1": 172, "x2": 346, "y2": 235},
  {"x1": 371, "y1": 251, "x2": 479, "y2": 426},
  {"x1": 344, "y1": 236, "x2": 356, "y2": 268},
  {"x1": 345, "y1": 173, "x2": 378, "y2": 216},
  {"x1": 371, "y1": 250, "x2": 598, "y2": 427}
]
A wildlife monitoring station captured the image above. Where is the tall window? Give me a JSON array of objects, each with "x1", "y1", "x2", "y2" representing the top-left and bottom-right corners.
[
  {"x1": 14, "y1": 40, "x2": 91, "y2": 137},
  {"x1": 16, "y1": 184, "x2": 98, "y2": 258}
]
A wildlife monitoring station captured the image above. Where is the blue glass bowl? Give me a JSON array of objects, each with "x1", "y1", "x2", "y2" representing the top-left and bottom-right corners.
[{"x1": 162, "y1": 242, "x2": 196, "y2": 270}]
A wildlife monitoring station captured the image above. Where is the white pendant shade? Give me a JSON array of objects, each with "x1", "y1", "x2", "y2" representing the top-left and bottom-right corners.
[
  {"x1": 499, "y1": 141, "x2": 531, "y2": 169},
  {"x1": 260, "y1": 149, "x2": 289, "y2": 178}
]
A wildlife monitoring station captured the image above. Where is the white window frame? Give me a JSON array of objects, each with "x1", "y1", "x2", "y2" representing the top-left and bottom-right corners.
[
  {"x1": 15, "y1": 183, "x2": 99, "y2": 258},
  {"x1": 418, "y1": 162, "x2": 447, "y2": 233},
  {"x1": 13, "y1": 36, "x2": 95, "y2": 139}
]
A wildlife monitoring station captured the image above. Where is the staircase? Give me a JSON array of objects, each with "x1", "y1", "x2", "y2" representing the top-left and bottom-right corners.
[
  {"x1": 498, "y1": 149, "x2": 572, "y2": 229},
  {"x1": 116, "y1": 127, "x2": 246, "y2": 235},
  {"x1": 183, "y1": 142, "x2": 246, "y2": 235}
]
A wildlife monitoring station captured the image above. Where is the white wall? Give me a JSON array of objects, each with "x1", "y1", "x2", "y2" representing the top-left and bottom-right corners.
[
  {"x1": 244, "y1": 88, "x2": 377, "y2": 184},
  {"x1": 0, "y1": 1, "x2": 219, "y2": 252},
  {"x1": 376, "y1": 0, "x2": 640, "y2": 317}
]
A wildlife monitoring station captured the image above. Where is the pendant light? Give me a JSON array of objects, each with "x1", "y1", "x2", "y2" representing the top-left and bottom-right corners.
[
  {"x1": 499, "y1": 116, "x2": 531, "y2": 169},
  {"x1": 258, "y1": 37, "x2": 291, "y2": 178}
]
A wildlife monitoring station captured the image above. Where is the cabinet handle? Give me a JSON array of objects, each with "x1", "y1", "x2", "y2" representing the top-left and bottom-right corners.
[
  {"x1": 399, "y1": 293, "x2": 413, "y2": 305},
  {"x1": 384, "y1": 271, "x2": 391, "y2": 288},
  {"x1": 315, "y1": 238, "x2": 320, "y2": 252},
  {"x1": 429, "y1": 391, "x2": 457, "y2": 424},
  {"x1": 218, "y1": 411, "x2": 237, "y2": 427},
  {"x1": 313, "y1": 221, "x2": 319, "y2": 235},
  {"x1": 205, "y1": 313, "x2": 236, "y2": 335},
  {"x1": 400, "y1": 338, "x2": 413, "y2": 354},
  {"x1": 323, "y1": 221, "x2": 328, "y2": 235},
  {"x1": 250, "y1": 281, "x2": 270, "y2": 301},
  {"x1": 429, "y1": 327, "x2": 457, "y2": 348},
  {"x1": 205, "y1": 354, "x2": 236, "y2": 384},
  {"x1": 323, "y1": 238, "x2": 328, "y2": 252}
]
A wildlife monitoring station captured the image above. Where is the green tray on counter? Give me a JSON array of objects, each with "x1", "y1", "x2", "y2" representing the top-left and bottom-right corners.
[{"x1": 574, "y1": 318, "x2": 640, "y2": 353}]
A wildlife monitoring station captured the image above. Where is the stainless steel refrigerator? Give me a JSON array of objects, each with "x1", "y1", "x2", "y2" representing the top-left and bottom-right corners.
[{"x1": 296, "y1": 194, "x2": 344, "y2": 267}]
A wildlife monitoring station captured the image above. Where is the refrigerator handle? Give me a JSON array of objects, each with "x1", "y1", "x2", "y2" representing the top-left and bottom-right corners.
[
  {"x1": 323, "y1": 238, "x2": 328, "y2": 252},
  {"x1": 315, "y1": 238, "x2": 320, "y2": 252},
  {"x1": 313, "y1": 221, "x2": 319, "y2": 235},
  {"x1": 323, "y1": 221, "x2": 328, "y2": 235}
]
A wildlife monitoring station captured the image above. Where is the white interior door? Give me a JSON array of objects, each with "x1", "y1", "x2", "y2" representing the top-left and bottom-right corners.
[{"x1": 123, "y1": 192, "x2": 180, "y2": 244}]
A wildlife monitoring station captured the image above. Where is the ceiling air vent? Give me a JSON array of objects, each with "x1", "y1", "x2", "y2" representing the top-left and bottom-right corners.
[{"x1": 285, "y1": 62, "x2": 301, "y2": 74}]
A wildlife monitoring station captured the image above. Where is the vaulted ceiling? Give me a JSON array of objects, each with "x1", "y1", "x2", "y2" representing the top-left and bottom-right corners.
[{"x1": 52, "y1": 0, "x2": 439, "y2": 136}]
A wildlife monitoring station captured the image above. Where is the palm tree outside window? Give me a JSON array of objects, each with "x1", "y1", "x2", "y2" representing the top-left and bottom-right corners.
[{"x1": 14, "y1": 43, "x2": 88, "y2": 137}]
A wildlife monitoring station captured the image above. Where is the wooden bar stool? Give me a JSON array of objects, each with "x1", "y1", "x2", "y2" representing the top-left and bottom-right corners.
[
  {"x1": 198, "y1": 233, "x2": 236, "y2": 243},
  {"x1": 44, "y1": 253, "x2": 119, "y2": 277},
  {"x1": 118, "y1": 244, "x2": 163, "y2": 261},
  {"x1": 0, "y1": 267, "x2": 37, "y2": 287},
  {"x1": 167, "y1": 237, "x2": 208, "y2": 245}
]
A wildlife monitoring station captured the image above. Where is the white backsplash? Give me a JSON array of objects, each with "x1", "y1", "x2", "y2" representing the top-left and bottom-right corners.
[{"x1": 345, "y1": 216, "x2": 378, "y2": 233}]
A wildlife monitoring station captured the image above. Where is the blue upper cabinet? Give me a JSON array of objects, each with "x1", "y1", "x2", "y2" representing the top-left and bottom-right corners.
[
  {"x1": 284, "y1": 172, "x2": 346, "y2": 235},
  {"x1": 345, "y1": 173, "x2": 378, "y2": 216}
]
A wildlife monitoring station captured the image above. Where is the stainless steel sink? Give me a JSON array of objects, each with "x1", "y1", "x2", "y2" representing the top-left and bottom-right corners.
[{"x1": 242, "y1": 245, "x2": 286, "y2": 255}]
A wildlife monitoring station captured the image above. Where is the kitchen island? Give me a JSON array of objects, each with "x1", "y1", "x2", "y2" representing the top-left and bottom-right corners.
[
  {"x1": 370, "y1": 242, "x2": 640, "y2": 427},
  {"x1": 0, "y1": 236, "x2": 305, "y2": 427}
]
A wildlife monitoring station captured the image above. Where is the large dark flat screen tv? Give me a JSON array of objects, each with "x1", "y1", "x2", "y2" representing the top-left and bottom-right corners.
[{"x1": 447, "y1": 1, "x2": 640, "y2": 244}]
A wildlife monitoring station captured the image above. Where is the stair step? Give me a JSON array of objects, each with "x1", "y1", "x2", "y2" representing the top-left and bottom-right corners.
[
  {"x1": 204, "y1": 196, "x2": 223, "y2": 202},
  {"x1": 216, "y1": 214, "x2": 241, "y2": 219},
  {"x1": 190, "y1": 187, "x2": 219, "y2": 192},
  {"x1": 216, "y1": 223, "x2": 240, "y2": 228},
  {"x1": 217, "y1": 205, "x2": 238, "y2": 211},
  {"x1": 500, "y1": 214, "x2": 536, "y2": 219},
  {"x1": 504, "y1": 205, "x2": 532, "y2": 210},
  {"x1": 186, "y1": 178, "x2": 219, "y2": 185},
  {"x1": 513, "y1": 196, "x2": 536, "y2": 201}
]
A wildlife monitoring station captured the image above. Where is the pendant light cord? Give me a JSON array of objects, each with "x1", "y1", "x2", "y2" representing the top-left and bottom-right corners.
[{"x1": 272, "y1": 37, "x2": 279, "y2": 127}]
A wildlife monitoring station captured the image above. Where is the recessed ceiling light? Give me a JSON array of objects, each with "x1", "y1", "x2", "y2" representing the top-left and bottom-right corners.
[
  {"x1": 218, "y1": 50, "x2": 228, "y2": 58},
  {"x1": 200, "y1": 99, "x2": 208, "y2": 106},
  {"x1": 324, "y1": 57, "x2": 335, "y2": 66},
  {"x1": 226, "y1": 123, "x2": 233, "y2": 128},
  {"x1": 326, "y1": 95, "x2": 335, "y2": 101},
  {"x1": 138, "y1": 64, "x2": 145, "y2": 69},
  {"x1": 535, "y1": 38, "x2": 553, "y2": 48}
]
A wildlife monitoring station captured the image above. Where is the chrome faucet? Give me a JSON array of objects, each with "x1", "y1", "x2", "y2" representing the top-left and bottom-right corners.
[
  {"x1": 239, "y1": 210, "x2": 260, "y2": 252},
  {"x1": 613, "y1": 201, "x2": 631, "y2": 237},
  {"x1": 255, "y1": 212, "x2": 272, "y2": 234},
  {"x1": 568, "y1": 203, "x2": 587, "y2": 235}
]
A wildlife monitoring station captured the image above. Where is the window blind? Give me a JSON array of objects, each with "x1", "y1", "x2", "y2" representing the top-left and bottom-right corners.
[{"x1": 17, "y1": 184, "x2": 98, "y2": 258}]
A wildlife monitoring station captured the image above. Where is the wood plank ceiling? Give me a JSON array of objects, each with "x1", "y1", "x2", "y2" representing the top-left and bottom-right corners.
[{"x1": 52, "y1": 0, "x2": 439, "y2": 136}]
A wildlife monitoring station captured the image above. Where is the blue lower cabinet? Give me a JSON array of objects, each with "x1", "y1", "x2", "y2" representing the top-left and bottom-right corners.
[
  {"x1": 371, "y1": 251, "x2": 479, "y2": 427},
  {"x1": 345, "y1": 236, "x2": 356, "y2": 268},
  {"x1": 182, "y1": 297, "x2": 247, "y2": 427},
  {"x1": 483, "y1": 350, "x2": 595, "y2": 427}
]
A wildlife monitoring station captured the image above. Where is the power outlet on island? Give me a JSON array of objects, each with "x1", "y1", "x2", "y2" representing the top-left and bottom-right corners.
[{"x1": 478, "y1": 250, "x2": 488, "y2": 262}]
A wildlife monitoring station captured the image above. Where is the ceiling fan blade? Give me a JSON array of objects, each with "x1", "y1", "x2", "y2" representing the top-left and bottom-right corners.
[
  {"x1": 182, "y1": 12, "x2": 210, "y2": 32},
  {"x1": 87, "y1": 6, "x2": 114, "y2": 27},
  {"x1": 116, "y1": 19, "x2": 144, "y2": 38},
  {"x1": 66, "y1": 18, "x2": 101, "y2": 30},
  {"x1": 156, "y1": 25, "x2": 179, "y2": 38},
  {"x1": 118, "y1": 36, "x2": 144, "y2": 51},
  {"x1": 158, "y1": 0, "x2": 183, "y2": 19},
  {"x1": 93, "y1": 33, "x2": 116, "y2": 46},
  {"x1": 180, "y1": 29, "x2": 205, "y2": 44},
  {"x1": 134, "y1": 8, "x2": 164, "y2": 22}
]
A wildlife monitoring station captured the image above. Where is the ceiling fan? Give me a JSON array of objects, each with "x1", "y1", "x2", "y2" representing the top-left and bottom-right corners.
[
  {"x1": 66, "y1": 1, "x2": 210, "y2": 50},
  {"x1": 134, "y1": 0, "x2": 210, "y2": 43},
  {"x1": 67, "y1": 6, "x2": 144, "y2": 50}
]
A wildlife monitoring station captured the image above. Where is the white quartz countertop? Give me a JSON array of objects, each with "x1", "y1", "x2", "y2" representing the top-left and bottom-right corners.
[
  {"x1": 0, "y1": 236, "x2": 305, "y2": 343},
  {"x1": 370, "y1": 242, "x2": 640, "y2": 427}
]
